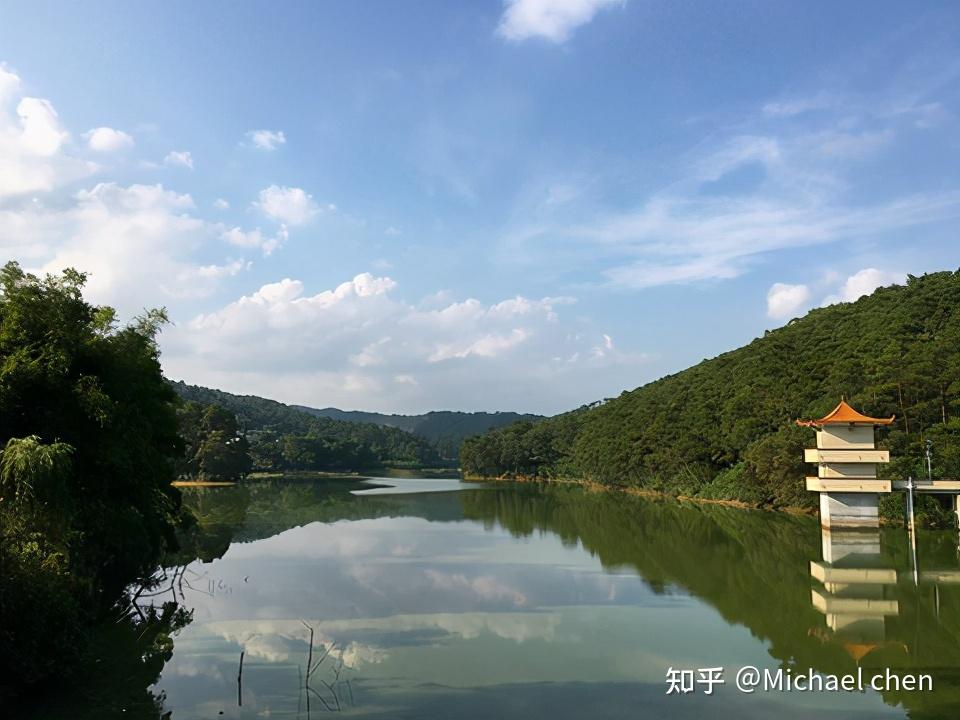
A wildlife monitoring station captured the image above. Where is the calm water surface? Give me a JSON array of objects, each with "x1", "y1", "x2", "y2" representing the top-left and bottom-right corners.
[{"x1": 60, "y1": 478, "x2": 960, "y2": 718}]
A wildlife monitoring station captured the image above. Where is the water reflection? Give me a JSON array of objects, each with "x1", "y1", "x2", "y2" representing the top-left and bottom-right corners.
[
  {"x1": 807, "y1": 525, "x2": 960, "y2": 716},
  {"x1": 30, "y1": 479, "x2": 960, "y2": 719},
  {"x1": 810, "y1": 529, "x2": 900, "y2": 661}
]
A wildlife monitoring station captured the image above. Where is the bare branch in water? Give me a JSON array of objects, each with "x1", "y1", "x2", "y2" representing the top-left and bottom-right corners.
[{"x1": 237, "y1": 650, "x2": 244, "y2": 707}]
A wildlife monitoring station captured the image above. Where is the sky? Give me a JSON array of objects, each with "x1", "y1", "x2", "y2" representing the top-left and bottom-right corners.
[{"x1": 1, "y1": 0, "x2": 959, "y2": 414}]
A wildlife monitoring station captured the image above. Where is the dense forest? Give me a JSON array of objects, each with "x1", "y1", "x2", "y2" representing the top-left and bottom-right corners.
[
  {"x1": 170, "y1": 381, "x2": 443, "y2": 475},
  {"x1": 461, "y1": 271, "x2": 960, "y2": 518},
  {"x1": 0, "y1": 263, "x2": 188, "y2": 700},
  {"x1": 294, "y1": 405, "x2": 542, "y2": 459}
]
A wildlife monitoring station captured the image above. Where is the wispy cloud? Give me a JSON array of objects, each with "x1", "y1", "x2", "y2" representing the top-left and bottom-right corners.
[{"x1": 506, "y1": 60, "x2": 960, "y2": 291}]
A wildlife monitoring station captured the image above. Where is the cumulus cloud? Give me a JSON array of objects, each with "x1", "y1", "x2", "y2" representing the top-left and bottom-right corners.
[
  {"x1": 84, "y1": 126, "x2": 134, "y2": 152},
  {"x1": 162, "y1": 274, "x2": 645, "y2": 413},
  {"x1": 35, "y1": 184, "x2": 218, "y2": 305},
  {"x1": 245, "y1": 129, "x2": 286, "y2": 150},
  {"x1": 0, "y1": 182, "x2": 262, "y2": 311},
  {"x1": 821, "y1": 268, "x2": 906, "y2": 306},
  {"x1": 497, "y1": 0, "x2": 621, "y2": 43},
  {"x1": 254, "y1": 184, "x2": 321, "y2": 225},
  {"x1": 766, "y1": 282, "x2": 811, "y2": 319},
  {"x1": 164, "y1": 150, "x2": 193, "y2": 169},
  {"x1": 213, "y1": 198, "x2": 230, "y2": 210},
  {"x1": 0, "y1": 65, "x2": 95, "y2": 198}
]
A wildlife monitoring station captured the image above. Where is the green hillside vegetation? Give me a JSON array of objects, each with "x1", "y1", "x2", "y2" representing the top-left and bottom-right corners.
[
  {"x1": 170, "y1": 382, "x2": 442, "y2": 472},
  {"x1": 294, "y1": 405, "x2": 542, "y2": 459},
  {"x1": 460, "y1": 271, "x2": 960, "y2": 521}
]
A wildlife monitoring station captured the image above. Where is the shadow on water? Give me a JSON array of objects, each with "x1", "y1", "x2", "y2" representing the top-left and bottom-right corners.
[{"x1": 19, "y1": 478, "x2": 960, "y2": 718}]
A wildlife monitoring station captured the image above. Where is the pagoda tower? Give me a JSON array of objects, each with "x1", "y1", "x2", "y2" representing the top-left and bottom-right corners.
[{"x1": 798, "y1": 400, "x2": 894, "y2": 529}]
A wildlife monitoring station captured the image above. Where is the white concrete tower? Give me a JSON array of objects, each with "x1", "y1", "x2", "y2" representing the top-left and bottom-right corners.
[{"x1": 799, "y1": 400, "x2": 894, "y2": 529}]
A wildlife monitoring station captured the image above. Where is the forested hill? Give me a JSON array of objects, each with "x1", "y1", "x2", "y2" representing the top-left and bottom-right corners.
[
  {"x1": 169, "y1": 381, "x2": 440, "y2": 467},
  {"x1": 293, "y1": 406, "x2": 542, "y2": 458},
  {"x1": 460, "y1": 270, "x2": 960, "y2": 513}
]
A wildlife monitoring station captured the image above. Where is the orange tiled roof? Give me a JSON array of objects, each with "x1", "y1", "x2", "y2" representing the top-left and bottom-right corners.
[{"x1": 796, "y1": 400, "x2": 895, "y2": 428}]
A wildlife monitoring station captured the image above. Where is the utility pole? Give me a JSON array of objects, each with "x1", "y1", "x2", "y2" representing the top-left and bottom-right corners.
[{"x1": 907, "y1": 474, "x2": 918, "y2": 586}]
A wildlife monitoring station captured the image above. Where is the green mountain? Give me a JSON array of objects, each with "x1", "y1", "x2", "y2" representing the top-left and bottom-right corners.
[
  {"x1": 169, "y1": 381, "x2": 441, "y2": 467},
  {"x1": 293, "y1": 406, "x2": 542, "y2": 459},
  {"x1": 460, "y1": 270, "x2": 960, "y2": 514}
]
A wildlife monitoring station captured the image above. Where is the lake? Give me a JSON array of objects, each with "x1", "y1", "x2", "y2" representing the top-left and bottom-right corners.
[{"x1": 42, "y1": 477, "x2": 960, "y2": 718}]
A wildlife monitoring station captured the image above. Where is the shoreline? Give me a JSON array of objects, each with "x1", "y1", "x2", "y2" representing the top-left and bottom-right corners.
[
  {"x1": 464, "y1": 475, "x2": 926, "y2": 527},
  {"x1": 462, "y1": 473, "x2": 820, "y2": 515}
]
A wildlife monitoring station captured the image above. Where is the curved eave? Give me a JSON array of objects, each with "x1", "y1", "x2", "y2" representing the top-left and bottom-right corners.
[{"x1": 796, "y1": 400, "x2": 895, "y2": 428}]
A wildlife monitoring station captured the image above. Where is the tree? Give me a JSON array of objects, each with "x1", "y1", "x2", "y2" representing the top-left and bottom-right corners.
[{"x1": 0, "y1": 262, "x2": 184, "y2": 697}]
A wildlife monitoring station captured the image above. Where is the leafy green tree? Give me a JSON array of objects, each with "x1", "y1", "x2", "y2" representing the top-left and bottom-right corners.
[
  {"x1": 177, "y1": 402, "x2": 252, "y2": 479},
  {"x1": 0, "y1": 262, "x2": 184, "y2": 697}
]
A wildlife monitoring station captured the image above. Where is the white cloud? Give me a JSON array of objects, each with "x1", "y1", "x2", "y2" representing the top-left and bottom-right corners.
[
  {"x1": 762, "y1": 95, "x2": 833, "y2": 118},
  {"x1": 162, "y1": 274, "x2": 645, "y2": 413},
  {"x1": 254, "y1": 184, "x2": 321, "y2": 225},
  {"x1": 36, "y1": 184, "x2": 213, "y2": 306},
  {"x1": 424, "y1": 569, "x2": 527, "y2": 606},
  {"x1": 497, "y1": 0, "x2": 621, "y2": 43},
  {"x1": 428, "y1": 328, "x2": 529, "y2": 362},
  {"x1": 506, "y1": 55, "x2": 960, "y2": 292},
  {"x1": 0, "y1": 65, "x2": 95, "y2": 198},
  {"x1": 245, "y1": 129, "x2": 286, "y2": 150},
  {"x1": 164, "y1": 150, "x2": 193, "y2": 169},
  {"x1": 695, "y1": 135, "x2": 781, "y2": 182},
  {"x1": 220, "y1": 224, "x2": 287, "y2": 256},
  {"x1": 821, "y1": 268, "x2": 906, "y2": 306},
  {"x1": 592, "y1": 192, "x2": 960, "y2": 289},
  {"x1": 766, "y1": 282, "x2": 811, "y2": 319},
  {"x1": 213, "y1": 198, "x2": 230, "y2": 210},
  {"x1": 84, "y1": 126, "x2": 134, "y2": 152},
  {"x1": 814, "y1": 129, "x2": 894, "y2": 158},
  {"x1": 0, "y1": 182, "x2": 260, "y2": 312},
  {"x1": 512, "y1": 112, "x2": 960, "y2": 289}
]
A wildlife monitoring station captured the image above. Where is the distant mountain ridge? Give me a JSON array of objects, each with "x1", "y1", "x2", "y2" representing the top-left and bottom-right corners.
[
  {"x1": 169, "y1": 381, "x2": 441, "y2": 466},
  {"x1": 293, "y1": 406, "x2": 543, "y2": 458},
  {"x1": 168, "y1": 380, "x2": 541, "y2": 462}
]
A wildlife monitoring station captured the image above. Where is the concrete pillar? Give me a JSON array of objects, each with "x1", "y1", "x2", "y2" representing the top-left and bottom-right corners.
[
  {"x1": 820, "y1": 492, "x2": 880, "y2": 529},
  {"x1": 821, "y1": 528, "x2": 882, "y2": 566}
]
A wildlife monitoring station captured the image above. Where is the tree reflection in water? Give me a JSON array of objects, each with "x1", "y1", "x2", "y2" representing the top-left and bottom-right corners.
[{"x1": 20, "y1": 479, "x2": 960, "y2": 718}]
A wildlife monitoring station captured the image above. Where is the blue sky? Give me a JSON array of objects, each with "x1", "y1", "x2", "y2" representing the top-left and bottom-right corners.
[{"x1": 1, "y1": 0, "x2": 959, "y2": 413}]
